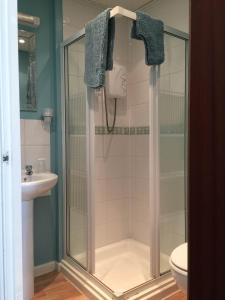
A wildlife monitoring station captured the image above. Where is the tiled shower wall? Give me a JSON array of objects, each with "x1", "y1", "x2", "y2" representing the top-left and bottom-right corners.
[
  {"x1": 63, "y1": 0, "x2": 187, "y2": 256},
  {"x1": 94, "y1": 19, "x2": 131, "y2": 248},
  {"x1": 128, "y1": 38, "x2": 151, "y2": 245},
  {"x1": 94, "y1": 20, "x2": 152, "y2": 248},
  {"x1": 20, "y1": 119, "x2": 50, "y2": 172},
  {"x1": 94, "y1": 24, "x2": 186, "y2": 252}
]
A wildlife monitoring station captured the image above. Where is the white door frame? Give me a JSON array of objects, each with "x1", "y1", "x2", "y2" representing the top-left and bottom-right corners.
[{"x1": 0, "y1": 0, "x2": 23, "y2": 299}]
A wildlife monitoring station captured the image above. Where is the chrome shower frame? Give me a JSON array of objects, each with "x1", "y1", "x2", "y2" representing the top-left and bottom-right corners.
[{"x1": 60, "y1": 25, "x2": 189, "y2": 300}]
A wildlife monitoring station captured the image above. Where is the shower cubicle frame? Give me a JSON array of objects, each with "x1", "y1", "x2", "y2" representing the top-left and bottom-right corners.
[{"x1": 60, "y1": 24, "x2": 189, "y2": 299}]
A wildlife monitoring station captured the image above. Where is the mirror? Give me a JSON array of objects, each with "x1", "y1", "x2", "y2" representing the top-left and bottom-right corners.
[{"x1": 18, "y1": 29, "x2": 37, "y2": 111}]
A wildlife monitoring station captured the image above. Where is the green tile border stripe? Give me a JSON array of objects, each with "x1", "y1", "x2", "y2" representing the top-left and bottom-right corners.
[
  {"x1": 68, "y1": 126, "x2": 184, "y2": 135},
  {"x1": 95, "y1": 125, "x2": 184, "y2": 135},
  {"x1": 95, "y1": 126, "x2": 150, "y2": 135}
]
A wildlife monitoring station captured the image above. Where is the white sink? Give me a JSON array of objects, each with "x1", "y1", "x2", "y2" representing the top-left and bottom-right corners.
[
  {"x1": 21, "y1": 172, "x2": 58, "y2": 300},
  {"x1": 21, "y1": 172, "x2": 58, "y2": 201}
]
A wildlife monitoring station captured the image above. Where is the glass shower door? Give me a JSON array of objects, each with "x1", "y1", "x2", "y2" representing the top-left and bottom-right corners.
[
  {"x1": 63, "y1": 25, "x2": 188, "y2": 294},
  {"x1": 159, "y1": 33, "x2": 187, "y2": 273},
  {"x1": 64, "y1": 35, "x2": 89, "y2": 269}
]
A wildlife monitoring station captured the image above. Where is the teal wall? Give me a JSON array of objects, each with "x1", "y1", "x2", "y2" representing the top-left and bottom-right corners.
[
  {"x1": 18, "y1": 0, "x2": 63, "y2": 266},
  {"x1": 19, "y1": 0, "x2": 56, "y2": 120},
  {"x1": 53, "y1": 0, "x2": 64, "y2": 262},
  {"x1": 19, "y1": 50, "x2": 29, "y2": 109}
]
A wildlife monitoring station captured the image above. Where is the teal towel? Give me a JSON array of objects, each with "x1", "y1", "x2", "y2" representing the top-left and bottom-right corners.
[
  {"x1": 131, "y1": 11, "x2": 164, "y2": 65},
  {"x1": 84, "y1": 9, "x2": 115, "y2": 88}
]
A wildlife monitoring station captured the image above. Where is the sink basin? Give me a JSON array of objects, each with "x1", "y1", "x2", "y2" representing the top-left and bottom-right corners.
[
  {"x1": 21, "y1": 172, "x2": 58, "y2": 300},
  {"x1": 21, "y1": 172, "x2": 58, "y2": 201}
]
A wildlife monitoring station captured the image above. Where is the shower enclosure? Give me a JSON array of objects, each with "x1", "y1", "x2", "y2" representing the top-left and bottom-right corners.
[{"x1": 62, "y1": 17, "x2": 188, "y2": 299}]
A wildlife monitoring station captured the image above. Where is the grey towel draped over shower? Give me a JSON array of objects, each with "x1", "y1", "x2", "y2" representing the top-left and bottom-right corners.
[
  {"x1": 84, "y1": 9, "x2": 115, "y2": 88},
  {"x1": 131, "y1": 11, "x2": 164, "y2": 66},
  {"x1": 84, "y1": 9, "x2": 164, "y2": 88}
]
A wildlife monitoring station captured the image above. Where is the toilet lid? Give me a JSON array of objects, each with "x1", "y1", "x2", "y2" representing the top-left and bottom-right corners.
[{"x1": 170, "y1": 243, "x2": 187, "y2": 272}]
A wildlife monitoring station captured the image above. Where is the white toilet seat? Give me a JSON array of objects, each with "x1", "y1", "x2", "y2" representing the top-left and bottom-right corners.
[
  {"x1": 170, "y1": 243, "x2": 188, "y2": 293},
  {"x1": 169, "y1": 243, "x2": 188, "y2": 275},
  {"x1": 169, "y1": 258, "x2": 187, "y2": 276}
]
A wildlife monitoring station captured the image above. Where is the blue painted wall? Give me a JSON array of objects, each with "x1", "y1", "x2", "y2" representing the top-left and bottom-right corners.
[
  {"x1": 19, "y1": 50, "x2": 30, "y2": 109},
  {"x1": 18, "y1": 0, "x2": 63, "y2": 266},
  {"x1": 19, "y1": 0, "x2": 56, "y2": 120},
  {"x1": 53, "y1": 0, "x2": 64, "y2": 262}
]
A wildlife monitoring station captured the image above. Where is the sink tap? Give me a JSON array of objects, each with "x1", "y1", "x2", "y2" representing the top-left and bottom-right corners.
[{"x1": 25, "y1": 165, "x2": 33, "y2": 176}]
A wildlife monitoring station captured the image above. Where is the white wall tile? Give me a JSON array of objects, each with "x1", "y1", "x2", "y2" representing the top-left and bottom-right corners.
[
  {"x1": 135, "y1": 157, "x2": 149, "y2": 179},
  {"x1": 95, "y1": 224, "x2": 108, "y2": 248},
  {"x1": 95, "y1": 202, "x2": 107, "y2": 225},
  {"x1": 21, "y1": 119, "x2": 51, "y2": 171},
  {"x1": 130, "y1": 103, "x2": 149, "y2": 127},
  {"x1": 95, "y1": 135, "x2": 130, "y2": 158},
  {"x1": 128, "y1": 41, "x2": 149, "y2": 84},
  {"x1": 132, "y1": 220, "x2": 150, "y2": 245},
  {"x1": 160, "y1": 217, "x2": 185, "y2": 256},
  {"x1": 68, "y1": 50, "x2": 85, "y2": 77},
  {"x1": 24, "y1": 120, "x2": 50, "y2": 146},
  {"x1": 106, "y1": 220, "x2": 129, "y2": 244},
  {"x1": 160, "y1": 176, "x2": 185, "y2": 214},
  {"x1": 132, "y1": 199, "x2": 150, "y2": 222},
  {"x1": 95, "y1": 179, "x2": 106, "y2": 203},
  {"x1": 103, "y1": 135, "x2": 129, "y2": 157},
  {"x1": 135, "y1": 178, "x2": 149, "y2": 200},
  {"x1": 134, "y1": 136, "x2": 149, "y2": 157},
  {"x1": 105, "y1": 178, "x2": 131, "y2": 201},
  {"x1": 158, "y1": 74, "x2": 170, "y2": 93},
  {"x1": 21, "y1": 146, "x2": 25, "y2": 168},
  {"x1": 160, "y1": 135, "x2": 184, "y2": 174},
  {"x1": 95, "y1": 158, "x2": 106, "y2": 179},
  {"x1": 24, "y1": 145, "x2": 50, "y2": 171},
  {"x1": 113, "y1": 18, "x2": 130, "y2": 66},
  {"x1": 127, "y1": 81, "x2": 149, "y2": 107},
  {"x1": 170, "y1": 71, "x2": 185, "y2": 94},
  {"x1": 95, "y1": 135, "x2": 104, "y2": 157},
  {"x1": 107, "y1": 198, "x2": 129, "y2": 222},
  {"x1": 105, "y1": 157, "x2": 130, "y2": 179},
  {"x1": 142, "y1": 0, "x2": 189, "y2": 33},
  {"x1": 20, "y1": 119, "x2": 25, "y2": 146}
]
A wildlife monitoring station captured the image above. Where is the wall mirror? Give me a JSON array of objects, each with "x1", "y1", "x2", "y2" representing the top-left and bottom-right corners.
[{"x1": 18, "y1": 29, "x2": 37, "y2": 111}]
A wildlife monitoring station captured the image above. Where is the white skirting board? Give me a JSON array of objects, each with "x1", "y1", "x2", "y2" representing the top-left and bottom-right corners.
[{"x1": 34, "y1": 261, "x2": 60, "y2": 277}]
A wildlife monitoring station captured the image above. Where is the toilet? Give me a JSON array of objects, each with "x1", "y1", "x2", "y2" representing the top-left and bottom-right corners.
[{"x1": 169, "y1": 243, "x2": 188, "y2": 293}]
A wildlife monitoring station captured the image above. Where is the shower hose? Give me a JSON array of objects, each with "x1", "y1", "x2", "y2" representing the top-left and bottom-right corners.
[{"x1": 103, "y1": 86, "x2": 117, "y2": 134}]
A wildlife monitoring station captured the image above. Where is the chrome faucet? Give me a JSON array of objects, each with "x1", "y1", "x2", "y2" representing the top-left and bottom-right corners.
[{"x1": 25, "y1": 165, "x2": 33, "y2": 176}]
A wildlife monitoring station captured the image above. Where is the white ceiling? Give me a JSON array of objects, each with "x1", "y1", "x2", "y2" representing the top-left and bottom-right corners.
[{"x1": 89, "y1": 0, "x2": 153, "y2": 11}]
